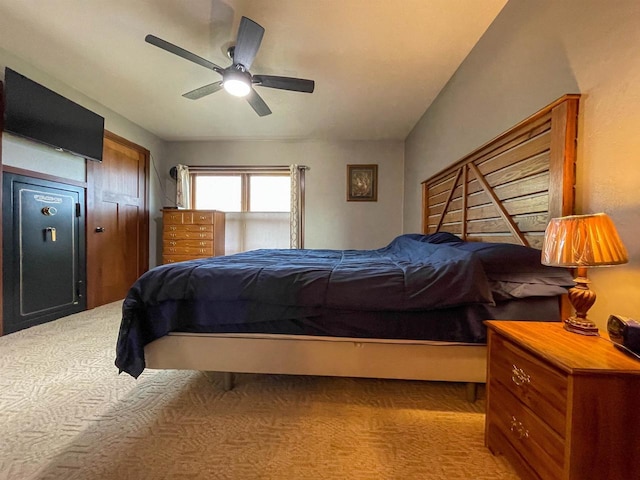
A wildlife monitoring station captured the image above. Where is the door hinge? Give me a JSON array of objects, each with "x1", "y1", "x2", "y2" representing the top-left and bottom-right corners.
[
  {"x1": 76, "y1": 279, "x2": 84, "y2": 299},
  {"x1": 75, "y1": 203, "x2": 81, "y2": 217}
]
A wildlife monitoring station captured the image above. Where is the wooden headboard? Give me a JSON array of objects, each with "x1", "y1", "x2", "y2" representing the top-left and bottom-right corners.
[{"x1": 422, "y1": 95, "x2": 580, "y2": 249}]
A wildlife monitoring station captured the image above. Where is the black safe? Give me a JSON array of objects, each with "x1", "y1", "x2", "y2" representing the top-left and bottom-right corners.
[{"x1": 3, "y1": 173, "x2": 86, "y2": 333}]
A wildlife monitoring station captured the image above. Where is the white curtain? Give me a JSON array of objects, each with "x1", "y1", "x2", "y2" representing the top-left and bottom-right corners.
[
  {"x1": 225, "y1": 212, "x2": 290, "y2": 255},
  {"x1": 176, "y1": 164, "x2": 191, "y2": 209},
  {"x1": 290, "y1": 164, "x2": 304, "y2": 249}
]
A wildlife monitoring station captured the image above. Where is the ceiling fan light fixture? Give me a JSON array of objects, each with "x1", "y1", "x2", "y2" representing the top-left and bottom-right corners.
[
  {"x1": 223, "y1": 69, "x2": 251, "y2": 97},
  {"x1": 146, "y1": 16, "x2": 315, "y2": 115}
]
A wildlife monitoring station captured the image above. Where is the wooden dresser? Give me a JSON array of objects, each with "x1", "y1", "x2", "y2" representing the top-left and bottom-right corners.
[
  {"x1": 162, "y1": 209, "x2": 225, "y2": 264},
  {"x1": 485, "y1": 320, "x2": 640, "y2": 480}
]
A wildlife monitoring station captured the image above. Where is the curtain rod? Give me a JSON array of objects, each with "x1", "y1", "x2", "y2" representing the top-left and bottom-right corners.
[{"x1": 186, "y1": 165, "x2": 309, "y2": 172}]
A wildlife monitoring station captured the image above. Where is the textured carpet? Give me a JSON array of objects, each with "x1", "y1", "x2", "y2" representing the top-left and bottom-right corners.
[{"x1": 0, "y1": 302, "x2": 518, "y2": 480}]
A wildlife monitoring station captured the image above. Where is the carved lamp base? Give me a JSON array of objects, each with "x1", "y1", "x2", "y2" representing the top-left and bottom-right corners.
[
  {"x1": 564, "y1": 316, "x2": 600, "y2": 336},
  {"x1": 565, "y1": 275, "x2": 600, "y2": 336}
]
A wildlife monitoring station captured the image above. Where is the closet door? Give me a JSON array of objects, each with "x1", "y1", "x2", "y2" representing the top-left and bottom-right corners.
[{"x1": 86, "y1": 131, "x2": 148, "y2": 308}]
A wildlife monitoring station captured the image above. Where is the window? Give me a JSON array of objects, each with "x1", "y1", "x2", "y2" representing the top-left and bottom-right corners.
[
  {"x1": 194, "y1": 175, "x2": 242, "y2": 211},
  {"x1": 192, "y1": 173, "x2": 290, "y2": 213},
  {"x1": 189, "y1": 167, "x2": 305, "y2": 254}
]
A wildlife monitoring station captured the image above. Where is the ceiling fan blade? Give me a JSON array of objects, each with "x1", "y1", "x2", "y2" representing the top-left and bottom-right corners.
[
  {"x1": 145, "y1": 34, "x2": 224, "y2": 74},
  {"x1": 253, "y1": 75, "x2": 315, "y2": 93},
  {"x1": 182, "y1": 81, "x2": 224, "y2": 100},
  {"x1": 246, "y1": 88, "x2": 272, "y2": 116},
  {"x1": 233, "y1": 17, "x2": 264, "y2": 69}
]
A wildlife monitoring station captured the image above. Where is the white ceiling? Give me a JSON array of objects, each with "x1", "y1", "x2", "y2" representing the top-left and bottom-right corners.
[{"x1": 0, "y1": 0, "x2": 506, "y2": 142}]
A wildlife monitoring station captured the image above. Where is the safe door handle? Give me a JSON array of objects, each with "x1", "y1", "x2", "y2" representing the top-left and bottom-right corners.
[{"x1": 45, "y1": 227, "x2": 57, "y2": 242}]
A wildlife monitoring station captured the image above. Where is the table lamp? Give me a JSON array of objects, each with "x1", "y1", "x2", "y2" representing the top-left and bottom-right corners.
[{"x1": 541, "y1": 213, "x2": 628, "y2": 335}]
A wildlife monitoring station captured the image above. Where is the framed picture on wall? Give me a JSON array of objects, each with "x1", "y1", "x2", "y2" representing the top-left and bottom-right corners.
[{"x1": 347, "y1": 164, "x2": 378, "y2": 202}]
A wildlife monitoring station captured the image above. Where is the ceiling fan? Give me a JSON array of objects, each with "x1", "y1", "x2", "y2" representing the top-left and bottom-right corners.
[{"x1": 145, "y1": 16, "x2": 315, "y2": 117}]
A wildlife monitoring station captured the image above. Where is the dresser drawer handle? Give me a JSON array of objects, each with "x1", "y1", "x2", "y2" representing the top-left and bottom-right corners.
[
  {"x1": 511, "y1": 364, "x2": 531, "y2": 386},
  {"x1": 510, "y1": 416, "x2": 530, "y2": 440}
]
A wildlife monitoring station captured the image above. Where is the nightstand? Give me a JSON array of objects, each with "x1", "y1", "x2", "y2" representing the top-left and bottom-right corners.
[{"x1": 485, "y1": 320, "x2": 640, "y2": 480}]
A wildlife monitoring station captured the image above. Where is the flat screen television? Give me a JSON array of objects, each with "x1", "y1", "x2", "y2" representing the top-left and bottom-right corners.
[{"x1": 3, "y1": 68, "x2": 104, "y2": 162}]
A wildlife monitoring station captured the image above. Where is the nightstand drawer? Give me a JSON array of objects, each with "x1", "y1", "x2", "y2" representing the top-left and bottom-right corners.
[
  {"x1": 490, "y1": 333, "x2": 568, "y2": 437},
  {"x1": 488, "y1": 385, "x2": 564, "y2": 480}
]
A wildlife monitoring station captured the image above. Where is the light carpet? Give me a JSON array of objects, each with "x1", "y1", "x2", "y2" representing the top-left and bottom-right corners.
[{"x1": 0, "y1": 302, "x2": 518, "y2": 480}]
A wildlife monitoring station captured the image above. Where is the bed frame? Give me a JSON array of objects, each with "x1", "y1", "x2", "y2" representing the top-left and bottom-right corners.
[{"x1": 144, "y1": 95, "x2": 580, "y2": 400}]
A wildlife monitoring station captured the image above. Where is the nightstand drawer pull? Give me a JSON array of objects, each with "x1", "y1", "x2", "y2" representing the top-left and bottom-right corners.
[
  {"x1": 511, "y1": 364, "x2": 531, "y2": 386},
  {"x1": 510, "y1": 416, "x2": 530, "y2": 440}
]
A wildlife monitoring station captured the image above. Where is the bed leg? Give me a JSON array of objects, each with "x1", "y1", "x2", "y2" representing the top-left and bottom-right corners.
[
  {"x1": 465, "y1": 382, "x2": 478, "y2": 403},
  {"x1": 222, "y1": 372, "x2": 235, "y2": 391}
]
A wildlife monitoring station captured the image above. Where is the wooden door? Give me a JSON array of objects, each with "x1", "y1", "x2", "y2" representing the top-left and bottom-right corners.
[{"x1": 86, "y1": 131, "x2": 148, "y2": 308}]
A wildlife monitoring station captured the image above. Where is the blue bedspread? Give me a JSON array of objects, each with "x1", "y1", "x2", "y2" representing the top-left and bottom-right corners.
[{"x1": 115, "y1": 234, "x2": 542, "y2": 378}]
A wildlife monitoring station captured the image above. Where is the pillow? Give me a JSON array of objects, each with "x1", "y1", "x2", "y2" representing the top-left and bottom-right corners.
[
  {"x1": 453, "y1": 241, "x2": 573, "y2": 279},
  {"x1": 400, "y1": 232, "x2": 463, "y2": 245}
]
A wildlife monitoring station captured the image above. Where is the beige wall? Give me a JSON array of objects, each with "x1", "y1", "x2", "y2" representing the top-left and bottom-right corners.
[
  {"x1": 405, "y1": 0, "x2": 640, "y2": 328},
  {"x1": 165, "y1": 140, "x2": 404, "y2": 250},
  {"x1": 0, "y1": 47, "x2": 168, "y2": 266}
]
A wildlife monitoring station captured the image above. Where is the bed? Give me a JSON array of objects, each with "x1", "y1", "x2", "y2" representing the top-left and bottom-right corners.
[{"x1": 116, "y1": 94, "x2": 580, "y2": 400}]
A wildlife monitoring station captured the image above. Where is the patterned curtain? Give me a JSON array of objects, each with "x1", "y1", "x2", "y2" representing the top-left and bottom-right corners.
[
  {"x1": 176, "y1": 164, "x2": 191, "y2": 209},
  {"x1": 289, "y1": 164, "x2": 305, "y2": 249}
]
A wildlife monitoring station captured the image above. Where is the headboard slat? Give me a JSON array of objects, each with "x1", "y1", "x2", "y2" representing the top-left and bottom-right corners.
[{"x1": 469, "y1": 163, "x2": 527, "y2": 245}]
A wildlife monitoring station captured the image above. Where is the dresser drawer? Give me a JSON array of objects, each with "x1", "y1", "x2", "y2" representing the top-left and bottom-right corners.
[
  {"x1": 162, "y1": 254, "x2": 211, "y2": 264},
  {"x1": 163, "y1": 245, "x2": 213, "y2": 255},
  {"x1": 164, "y1": 239, "x2": 214, "y2": 249},
  {"x1": 489, "y1": 333, "x2": 568, "y2": 437},
  {"x1": 164, "y1": 224, "x2": 214, "y2": 233},
  {"x1": 192, "y1": 211, "x2": 215, "y2": 224},
  {"x1": 487, "y1": 385, "x2": 564, "y2": 480},
  {"x1": 163, "y1": 230, "x2": 215, "y2": 241},
  {"x1": 163, "y1": 211, "x2": 188, "y2": 224},
  {"x1": 163, "y1": 211, "x2": 216, "y2": 224}
]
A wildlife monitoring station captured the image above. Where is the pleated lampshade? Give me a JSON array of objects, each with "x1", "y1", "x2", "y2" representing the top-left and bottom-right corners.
[{"x1": 541, "y1": 213, "x2": 628, "y2": 267}]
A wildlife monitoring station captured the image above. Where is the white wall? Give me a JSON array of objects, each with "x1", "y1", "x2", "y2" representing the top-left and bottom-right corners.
[
  {"x1": 165, "y1": 139, "x2": 404, "y2": 250},
  {"x1": 405, "y1": 0, "x2": 640, "y2": 328},
  {"x1": 0, "y1": 47, "x2": 168, "y2": 266}
]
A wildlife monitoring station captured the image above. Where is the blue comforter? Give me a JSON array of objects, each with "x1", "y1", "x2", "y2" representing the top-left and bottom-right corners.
[{"x1": 115, "y1": 234, "x2": 497, "y2": 378}]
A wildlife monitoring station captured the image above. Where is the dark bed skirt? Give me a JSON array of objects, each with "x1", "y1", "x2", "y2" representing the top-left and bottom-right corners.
[{"x1": 152, "y1": 296, "x2": 561, "y2": 345}]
